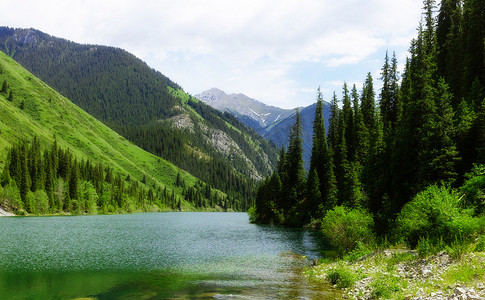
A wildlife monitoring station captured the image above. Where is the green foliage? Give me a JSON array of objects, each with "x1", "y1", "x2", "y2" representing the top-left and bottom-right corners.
[
  {"x1": 342, "y1": 242, "x2": 373, "y2": 262},
  {"x1": 397, "y1": 185, "x2": 481, "y2": 248},
  {"x1": 370, "y1": 273, "x2": 401, "y2": 299},
  {"x1": 441, "y1": 256, "x2": 485, "y2": 285},
  {"x1": 446, "y1": 240, "x2": 473, "y2": 260},
  {"x1": 474, "y1": 234, "x2": 485, "y2": 252},
  {"x1": 321, "y1": 206, "x2": 375, "y2": 255},
  {"x1": 326, "y1": 266, "x2": 357, "y2": 289},
  {"x1": 460, "y1": 164, "x2": 485, "y2": 215},
  {"x1": 0, "y1": 184, "x2": 22, "y2": 212},
  {"x1": 416, "y1": 237, "x2": 443, "y2": 258}
]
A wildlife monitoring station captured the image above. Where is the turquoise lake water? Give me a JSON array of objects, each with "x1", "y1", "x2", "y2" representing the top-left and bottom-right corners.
[{"x1": 0, "y1": 212, "x2": 340, "y2": 299}]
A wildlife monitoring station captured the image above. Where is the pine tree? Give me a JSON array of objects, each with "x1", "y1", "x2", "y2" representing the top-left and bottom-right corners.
[
  {"x1": 462, "y1": 0, "x2": 485, "y2": 104},
  {"x1": 361, "y1": 72, "x2": 376, "y2": 132},
  {"x1": 19, "y1": 144, "x2": 31, "y2": 209},
  {"x1": 328, "y1": 92, "x2": 339, "y2": 151},
  {"x1": 305, "y1": 168, "x2": 321, "y2": 221},
  {"x1": 380, "y1": 52, "x2": 400, "y2": 128},
  {"x1": 437, "y1": 0, "x2": 464, "y2": 105},
  {"x1": 44, "y1": 151, "x2": 55, "y2": 209},
  {"x1": 69, "y1": 158, "x2": 79, "y2": 202},
  {"x1": 341, "y1": 83, "x2": 354, "y2": 160},
  {"x1": 352, "y1": 85, "x2": 369, "y2": 166},
  {"x1": 308, "y1": 87, "x2": 331, "y2": 218},
  {"x1": 1, "y1": 80, "x2": 7, "y2": 94},
  {"x1": 284, "y1": 110, "x2": 305, "y2": 213}
]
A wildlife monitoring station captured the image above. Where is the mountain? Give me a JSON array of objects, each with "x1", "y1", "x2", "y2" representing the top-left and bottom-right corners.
[
  {"x1": 195, "y1": 88, "x2": 295, "y2": 133},
  {"x1": 0, "y1": 27, "x2": 279, "y2": 208},
  {"x1": 0, "y1": 50, "x2": 216, "y2": 213},
  {"x1": 196, "y1": 88, "x2": 331, "y2": 168}
]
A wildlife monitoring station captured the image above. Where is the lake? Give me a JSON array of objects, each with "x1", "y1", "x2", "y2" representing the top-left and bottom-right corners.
[{"x1": 0, "y1": 212, "x2": 340, "y2": 299}]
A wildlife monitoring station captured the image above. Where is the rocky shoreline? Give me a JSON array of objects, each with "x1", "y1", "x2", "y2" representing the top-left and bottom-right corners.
[
  {"x1": 308, "y1": 249, "x2": 485, "y2": 300},
  {"x1": 0, "y1": 206, "x2": 14, "y2": 216}
]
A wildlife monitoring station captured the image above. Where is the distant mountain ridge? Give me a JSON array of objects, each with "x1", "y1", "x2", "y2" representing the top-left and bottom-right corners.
[
  {"x1": 196, "y1": 88, "x2": 331, "y2": 168},
  {"x1": 195, "y1": 88, "x2": 296, "y2": 132}
]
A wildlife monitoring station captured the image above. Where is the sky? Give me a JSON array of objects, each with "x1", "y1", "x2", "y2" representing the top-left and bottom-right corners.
[{"x1": 3, "y1": 0, "x2": 424, "y2": 109}]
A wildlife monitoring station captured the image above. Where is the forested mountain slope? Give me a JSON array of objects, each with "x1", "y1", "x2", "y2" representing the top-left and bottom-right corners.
[
  {"x1": 0, "y1": 51, "x2": 225, "y2": 214},
  {"x1": 196, "y1": 88, "x2": 331, "y2": 168},
  {"x1": 0, "y1": 27, "x2": 279, "y2": 208}
]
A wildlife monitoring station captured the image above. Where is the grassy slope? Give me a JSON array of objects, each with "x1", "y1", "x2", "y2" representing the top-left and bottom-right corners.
[{"x1": 0, "y1": 51, "x2": 200, "y2": 200}]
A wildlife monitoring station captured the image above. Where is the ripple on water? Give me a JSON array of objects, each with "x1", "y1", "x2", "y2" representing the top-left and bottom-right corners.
[{"x1": 0, "y1": 212, "x2": 340, "y2": 299}]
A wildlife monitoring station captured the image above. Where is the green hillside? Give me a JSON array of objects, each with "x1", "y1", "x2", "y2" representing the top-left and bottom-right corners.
[
  {"x1": 0, "y1": 51, "x2": 227, "y2": 214},
  {"x1": 0, "y1": 27, "x2": 279, "y2": 209}
]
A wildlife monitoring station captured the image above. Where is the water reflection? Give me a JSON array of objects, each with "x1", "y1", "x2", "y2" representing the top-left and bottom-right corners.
[{"x1": 0, "y1": 213, "x2": 340, "y2": 299}]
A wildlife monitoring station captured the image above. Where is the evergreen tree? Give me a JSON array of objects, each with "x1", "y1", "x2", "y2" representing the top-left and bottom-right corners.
[
  {"x1": 308, "y1": 87, "x2": 335, "y2": 218},
  {"x1": 341, "y1": 83, "x2": 354, "y2": 160},
  {"x1": 437, "y1": 0, "x2": 464, "y2": 105},
  {"x1": 380, "y1": 52, "x2": 400, "y2": 128},
  {"x1": 19, "y1": 144, "x2": 30, "y2": 209},
  {"x1": 352, "y1": 85, "x2": 369, "y2": 166},
  {"x1": 284, "y1": 110, "x2": 305, "y2": 213},
  {"x1": 328, "y1": 92, "x2": 339, "y2": 151},
  {"x1": 361, "y1": 72, "x2": 376, "y2": 132},
  {"x1": 305, "y1": 168, "x2": 321, "y2": 221},
  {"x1": 69, "y1": 158, "x2": 79, "y2": 201},
  {"x1": 1, "y1": 80, "x2": 7, "y2": 94},
  {"x1": 462, "y1": 0, "x2": 485, "y2": 104}
]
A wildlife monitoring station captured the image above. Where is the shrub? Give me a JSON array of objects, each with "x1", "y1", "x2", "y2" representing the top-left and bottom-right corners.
[
  {"x1": 446, "y1": 240, "x2": 472, "y2": 260},
  {"x1": 460, "y1": 164, "x2": 485, "y2": 215},
  {"x1": 321, "y1": 206, "x2": 374, "y2": 255},
  {"x1": 0, "y1": 184, "x2": 23, "y2": 213},
  {"x1": 416, "y1": 237, "x2": 443, "y2": 257},
  {"x1": 326, "y1": 266, "x2": 357, "y2": 288},
  {"x1": 370, "y1": 274, "x2": 401, "y2": 299},
  {"x1": 343, "y1": 241, "x2": 373, "y2": 262},
  {"x1": 474, "y1": 234, "x2": 485, "y2": 252},
  {"x1": 34, "y1": 190, "x2": 50, "y2": 215},
  {"x1": 396, "y1": 185, "x2": 481, "y2": 248}
]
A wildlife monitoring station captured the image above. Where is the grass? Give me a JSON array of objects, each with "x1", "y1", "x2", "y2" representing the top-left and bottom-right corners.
[
  {"x1": 308, "y1": 244, "x2": 485, "y2": 299},
  {"x1": 441, "y1": 255, "x2": 485, "y2": 286},
  {"x1": 370, "y1": 273, "x2": 403, "y2": 299},
  {"x1": 0, "y1": 51, "x2": 214, "y2": 208},
  {"x1": 326, "y1": 265, "x2": 358, "y2": 288}
]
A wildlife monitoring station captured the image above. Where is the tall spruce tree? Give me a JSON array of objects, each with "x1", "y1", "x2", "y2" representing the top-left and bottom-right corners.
[
  {"x1": 308, "y1": 87, "x2": 336, "y2": 218},
  {"x1": 352, "y1": 84, "x2": 369, "y2": 166},
  {"x1": 361, "y1": 73, "x2": 376, "y2": 132},
  {"x1": 284, "y1": 110, "x2": 305, "y2": 213}
]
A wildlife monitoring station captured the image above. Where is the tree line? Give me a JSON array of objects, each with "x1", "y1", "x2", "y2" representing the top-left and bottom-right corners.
[
  {"x1": 0, "y1": 137, "x2": 243, "y2": 215},
  {"x1": 252, "y1": 0, "x2": 485, "y2": 233}
]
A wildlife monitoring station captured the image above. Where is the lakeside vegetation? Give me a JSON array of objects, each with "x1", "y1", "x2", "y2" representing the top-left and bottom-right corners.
[{"x1": 252, "y1": 0, "x2": 484, "y2": 297}]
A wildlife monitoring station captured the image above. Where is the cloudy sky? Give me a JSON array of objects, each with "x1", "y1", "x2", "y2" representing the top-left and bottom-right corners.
[{"x1": 4, "y1": 0, "x2": 423, "y2": 108}]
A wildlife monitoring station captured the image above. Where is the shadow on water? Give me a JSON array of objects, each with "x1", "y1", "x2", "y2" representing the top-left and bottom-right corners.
[{"x1": 0, "y1": 213, "x2": 341, "y2": 299}]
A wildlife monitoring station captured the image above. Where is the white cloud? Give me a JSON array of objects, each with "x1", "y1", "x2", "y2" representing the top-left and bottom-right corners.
[{"x1": 3, "y1": 0, "x2": 423, "y2": 108}]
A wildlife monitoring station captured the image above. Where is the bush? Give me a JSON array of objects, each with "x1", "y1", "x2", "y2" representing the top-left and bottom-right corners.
[
  {"x1": 370, "y1": 274, "x2": 401, "y2": 299},
  {"x1": 474, "y1": 234, "x2": 485, "y2": 252},
  {"x1": 416, "y1": 237, "x2": 444, "y2": 257},
  {"x1": 326, "y1": 266, "x2": 357, "y2": 288},
  {"x1": 0, "y1": 184, "x2": 23, "y2": 212},
  {"x1": 460, "y1": 164, "x2": 485, "y2": 215},
  {"x1": 321, "y1": 206, "x2": 374, "y2": 255},
  {"x1": 396, "y1": 185, "x2": 481, "y2": 248}
]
